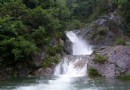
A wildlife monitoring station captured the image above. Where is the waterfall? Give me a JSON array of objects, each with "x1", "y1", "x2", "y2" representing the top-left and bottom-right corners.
[
  {"x1": 14, "y1": 31, "x2": 93, "y2": 90},
  {"x1": 54, "y1": 31, "x2": 93, "y2": 77},
  {"x1": 54, "y1": 56, "x2": 89, "y2": 77},
  {"x1": 66, "y1": 31, "x2": 93, "y2": 55}
]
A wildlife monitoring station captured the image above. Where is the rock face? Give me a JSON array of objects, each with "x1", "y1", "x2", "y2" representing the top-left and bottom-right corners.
[
  {"x1": 73, "y1": 12, "x2": 125, "y2": 46},
  {"x1": 64, "y1": 38, "x2": 72, "y2": 55},
  {"x1": 33, "y1": 49, "x2": 45, "y2": 67},
  {"x1": 64, "y1": 11, "x2": 126, "y2": 55},
  {"x1": 88, "y1": 46, "x2": 130, "y2": 78}
]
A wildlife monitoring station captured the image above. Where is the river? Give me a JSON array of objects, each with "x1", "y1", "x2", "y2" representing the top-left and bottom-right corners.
[
  {"x1": 0, "y1": 76, "x2": 130, "y2": 90},
  {"x1": 0, "y1": 31, "x2": 129, "y2": 90}
]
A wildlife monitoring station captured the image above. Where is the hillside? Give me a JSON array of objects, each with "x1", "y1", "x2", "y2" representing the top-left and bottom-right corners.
[{"x1": 0, "y1": 0, "x2": 130, "y2": 77}]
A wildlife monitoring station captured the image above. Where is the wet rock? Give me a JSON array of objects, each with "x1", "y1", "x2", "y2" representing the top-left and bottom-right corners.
[
  {"x1": 34, "y1": 67, "x2": 54, "y2": 76},
  {"x1": 33, "y1": 50, "x2": 45, "y2": 67},
  {"x1": 88, "y1": 46, "x2": 130, "y2": 78},
  {"x1": 54, "y1": 55, "x2": 90, "y2": 75},
  {"x1": 19, "y1": 68, "x2": 28, "y2": 77},
  {"x1": 64, "y1": 38, "x2": 72, "y2": 55}
]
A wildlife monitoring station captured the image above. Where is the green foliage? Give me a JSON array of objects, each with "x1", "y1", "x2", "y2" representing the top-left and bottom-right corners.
[
  {"x1": 70, "y1": 0, "x2": 109, "y2": 23},
  {"x1": 119, "y1": 1, "x2": 130, "y2": 27},
  {"x1": 112, "y1": 0, "x2": 130, "y2": 29},
  {"x1": 11, "y1": 37, "x2": 38, "y2": 58},
  {"x1": 23, "y1": 0, "x2": 39, "y2": 9},
  {"x1": 42, "y1": 57, "x2": 53, "y2": 68},
  {"x1": 65, "y1": 19, "x2": 85, "y2": 30},
  {"x1": 97, "y1": 27, "x2": 107, "y2": 36},
  {"x1": 89, "y1": 26, "x2": 107, "y2": 41},
  {"x1": 0, "y1": 16, "x2": 38, "y2": 69},
  {"x1": 47, "y1": 44, "x2": 63, "y2": 56},
  {"x1": 118, "y1": 74, "x2": 130, "y2": 80},
  {"x1": 0, "y1": 1, "x2": 27, "y2": 18},
  {"x1": 72, "y1": 0, "x2": 97, "y2": 22},
  {"x1": 42, "y1": 55, "x2": 60, "y2": 68},
  {"x1": 88, "y1": 67, "x2": 100, "y2": 77},
  {"x1": 94, "y1": 54, "x2": 107, "y2": 64},
  {"x1": 115, "y1": 37, "x2": 126, "y2": 45},
  {"x1": 32, "y1": 26, "x2": 49, "y2": 46},
  {"x1": 0, "y1": 0, "x2": 129, "y2": 76},
  {"x1": 0, "y1": 0, "x2": 68, "y2": 74},
  {"x1": 0, "y1": 7, "x2": 64, "y2": 71}
]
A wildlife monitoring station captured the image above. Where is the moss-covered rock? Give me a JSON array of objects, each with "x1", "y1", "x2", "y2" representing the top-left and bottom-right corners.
[
  {"x1": 88, "y1": 67, "x2": 101, "y2": 77},
  {"x1": 115, "y1": 37, "x2": 126, "y2": 45},
  {"x1": 118, "y1": 74, "x2": 130, "y2": 80},
  {"x1": 89, "y1": 26, "x2": 108, "y2": 41},
  {"x1": 93, "y1": 54, "x2": 107, "y2": 64}
]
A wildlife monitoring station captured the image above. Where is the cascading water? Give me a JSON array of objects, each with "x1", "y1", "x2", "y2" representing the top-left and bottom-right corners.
[
  {"x1": 66, "y1": 31, "x2": 93, "y2": 55},
  {"x1": 54, "y1": 31, "x2": 93, "y2": 77},
  {"x1": 46, "y1": 31, "x2": 93, "y2": 89},
  {"x1": 13, "y1": 31, "x2": 93, "y2": 90}
]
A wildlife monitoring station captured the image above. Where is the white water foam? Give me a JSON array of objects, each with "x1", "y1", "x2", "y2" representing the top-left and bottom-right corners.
[
  {"x1": 66, "y1": 31, "x2": 93, "y2": 55},
  {"x1": 54, "y1": 57, "x2": 88, "y2": 77},
  {"x1": 54, "y1": 31, "x2": 93, "y2": 77}
]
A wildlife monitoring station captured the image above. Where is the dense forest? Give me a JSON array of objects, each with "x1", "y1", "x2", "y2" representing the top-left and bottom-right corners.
[{"x1": 0, "y1": 0, "x2": 130, "y2": 76}]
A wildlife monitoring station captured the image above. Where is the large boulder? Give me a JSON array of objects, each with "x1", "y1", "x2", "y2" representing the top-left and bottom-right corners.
[{"x1": 88, "y1": 46, "x2": 130, "y2": 78}]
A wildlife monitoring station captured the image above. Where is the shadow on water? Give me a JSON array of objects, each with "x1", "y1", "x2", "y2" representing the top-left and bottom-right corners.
[{"x1": 0, "y1": 75, "x2": 54, "y2": 90}]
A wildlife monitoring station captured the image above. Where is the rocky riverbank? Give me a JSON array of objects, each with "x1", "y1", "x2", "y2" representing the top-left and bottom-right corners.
[
  {"x1": 88, "y1": 46, "x2": 130, "y2": 78},
  {"x1": 63, "y1": 11, "x2": 130, "y2": 79}
]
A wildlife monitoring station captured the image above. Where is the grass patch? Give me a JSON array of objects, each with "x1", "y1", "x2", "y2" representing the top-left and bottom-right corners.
[
  {"x1": 97, "y1": 27, "x2": 107, "y2": 36},
  {"x1": 89, "y1": 26, "x2": 107, "y2": 41},
  {"x1": 94, "y1": 54, "x2": 107, "y2": 64},
  {"x1": 88, "y1": 67, "x2": 101, "y2": 77},
  {"x1": 115, "y1": 37, "x2": 126, "y2": 45}
]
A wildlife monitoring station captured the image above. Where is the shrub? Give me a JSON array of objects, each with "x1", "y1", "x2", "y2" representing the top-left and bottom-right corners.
[
  {"x1": 42, "y1": 55, "x2": 60, "y2": 68},
  {"x1": 94, "y1": 54, "x2": 107, "y2": 64},
  {"x1": 47, "y1": 44, "x2": 63, "y2": 56},
  {"x1": 89, "y1": 26, "x2": 107, "y2": 41},
  {"x1": 115, "y1": 37, "x2": 126, "y2": 45},
  {"x1": 98, "y1": 27, "x2": 107, "y2": 36},
  {"x1": 118, "y1": 74, "x2": 130, "y2": 80},
  {"x1": 42, "y1": 57, "x2": 53, "y2": 68},
  {"x1": 88, "y1": 67, "x2": 100, "y2": 77}
]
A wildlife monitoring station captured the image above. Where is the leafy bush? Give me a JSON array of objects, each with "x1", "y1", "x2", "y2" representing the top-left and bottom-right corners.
[
  {"x1": 47, "y1": 44, "x2": 63, "y2": 56},
  {"x1": 65, "y1": 19, "x2": 85, "y2": 30},
  {"x1": 88, "y1": 67, "x2": 100, "y2": 77},
  {"x1": 112, "y1": 0, "x2": 130, "y2": 30},
  {"x1": 89, "y1": 26, "x2": 107, "y2": 41},
  {"x1": 42, "y1": 55, "x2": 60, "y2": 68},
  {"x1": 94, "y1": 54, "x2": 107, "y2": 64}
]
